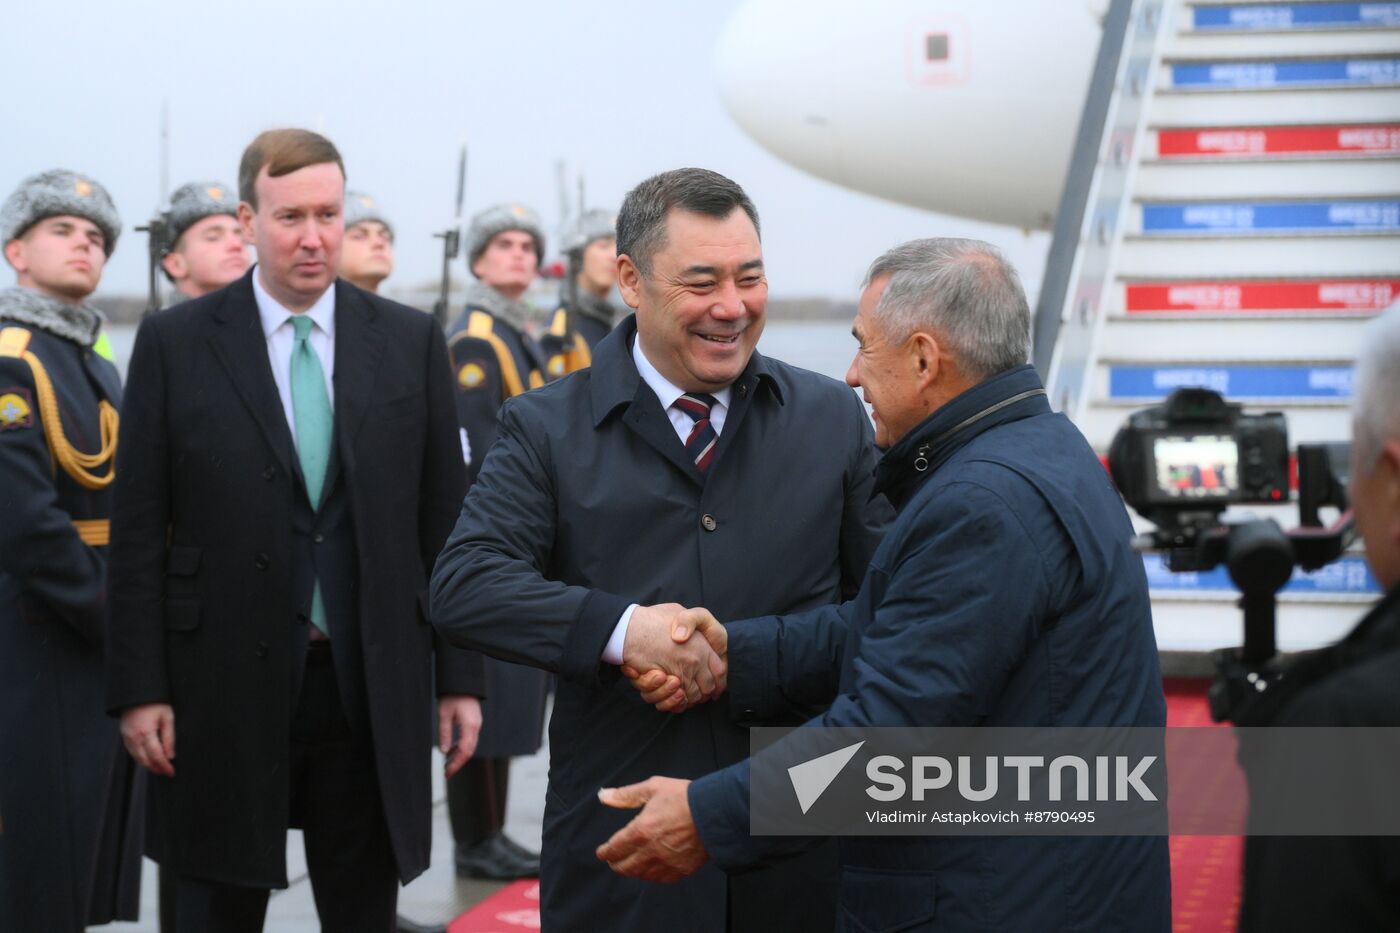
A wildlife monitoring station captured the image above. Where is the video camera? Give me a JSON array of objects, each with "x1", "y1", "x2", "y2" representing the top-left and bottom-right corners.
[{"x1": 1109, "y1": 388, "x2": 1355, "y2": 722}]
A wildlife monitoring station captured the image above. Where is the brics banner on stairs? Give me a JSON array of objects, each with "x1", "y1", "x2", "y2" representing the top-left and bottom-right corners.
[
  {"x1": 1192, "y1": 3, "x2": 1400, "y2": 31},
  {"x1": 1142, "y1": 200, "x2": 1400, "y2": 234},
  {"x1": 1170, "y1": 58, "x2": 1399, "y2": 89},
  {"x1": 1107, "y1": 364, "x2": 1352, "y2": 400},
  {"x1": 747, "y1": 727, "x2": 1400, "y2": 837},
  {"x1": 1156, "y1": 124, "x2": 1400, "y2": 158},
  {"x1": 1124, "y1": 279, "x2": 1399, "y2": 313},
  {"x1": 1142, "y1": 553, "x2": 1382, "y2": 596}
]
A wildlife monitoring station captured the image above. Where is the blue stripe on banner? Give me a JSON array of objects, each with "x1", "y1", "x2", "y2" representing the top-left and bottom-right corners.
[
  {"x1": 1172, "y1": 59, "x2": 1399, "y2": 88},
  {"x1": 1144, "y1": 553, "x2": 1381, "y2": 595},
  {"x1": 1194, "y1": 4, "x2": 1400, "y2": 30},
  {"x1": 1108, "y1": 365, "x2": 1353, "y2": 399},
  {"x1": 1143, "y1": 200, "x2": 1400, "y2": 234}
]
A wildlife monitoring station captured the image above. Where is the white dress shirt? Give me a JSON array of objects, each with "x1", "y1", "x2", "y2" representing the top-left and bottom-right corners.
[
  {"x1": 252, "y1": 266, "x2": 336, "y2": 448},
  {"x1": 601, "y1": 337, "x2": 734, "y2": 664}
]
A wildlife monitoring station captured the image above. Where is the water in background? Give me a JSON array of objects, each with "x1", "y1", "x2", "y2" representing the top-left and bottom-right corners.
[{"x1": 104, "y1": 319, "x2": 858, "y2": 386}]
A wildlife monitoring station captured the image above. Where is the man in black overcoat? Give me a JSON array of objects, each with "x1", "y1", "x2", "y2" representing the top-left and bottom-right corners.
[
  {"x1": 431, "y1": 168, "x2": 890, "y2": 932},
  {"x1": 106, "y1": 129, "x2": 483, "y2": 932}
]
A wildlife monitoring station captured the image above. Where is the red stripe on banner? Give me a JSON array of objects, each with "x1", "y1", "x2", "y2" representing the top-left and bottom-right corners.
[
  {"x1": 1158, "y1": 124, "x2": 1400, "y2": 157},
  {"x1": 1126, "y1": 280, "x2": 1398, "y2": 313}
]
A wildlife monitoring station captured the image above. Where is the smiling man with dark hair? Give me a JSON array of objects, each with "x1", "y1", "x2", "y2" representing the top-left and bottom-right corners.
[{"x1": 431, "y1": 167, "x2": 890, "y2": 931}]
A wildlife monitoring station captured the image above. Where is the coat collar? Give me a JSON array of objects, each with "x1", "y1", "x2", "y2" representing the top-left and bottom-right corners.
[
  {"x1": 874, "y1": 364, "x2": 1049, "y2": 510},
  {"x1": 206, "y1": 270, "x2": 384, "y2": 488},
  {"x1": 588, "y1": 314, "x2": 783, "y2": 428}
]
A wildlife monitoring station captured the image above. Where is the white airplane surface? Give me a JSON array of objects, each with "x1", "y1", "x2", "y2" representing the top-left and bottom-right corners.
[{"x1": 715, "y1": 0, "x2": 1105, "y2": 230}]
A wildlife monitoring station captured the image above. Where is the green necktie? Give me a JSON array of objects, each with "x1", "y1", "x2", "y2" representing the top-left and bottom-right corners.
[{"x1": 290, "y1": 314, "x2": 332, "y2": 636}]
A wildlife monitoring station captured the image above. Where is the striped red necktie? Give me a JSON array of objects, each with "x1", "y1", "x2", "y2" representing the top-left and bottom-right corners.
[{"x1": 673, "y1": 393, "x2": 719, "y2": 473}]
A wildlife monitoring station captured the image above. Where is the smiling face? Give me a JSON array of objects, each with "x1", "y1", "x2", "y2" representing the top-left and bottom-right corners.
[
  {"x1": 239, "y1": 161, "x2": 344, "y2": 312},
  {"x1": 4, "y1": 215, "x2": 106, "y2": 302},
  {"x1": 619, "y1": 207, "x2": 766, "y2": 393}
]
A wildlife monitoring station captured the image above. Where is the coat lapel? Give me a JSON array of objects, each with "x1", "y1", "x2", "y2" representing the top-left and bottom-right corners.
[
  {"x1": 207, "y1": 273, "x2": 298, "y2": 480},
  {"x1": 330, "y1": 281, "x2": 386, "y2": 482},
  {"x1": 621, "y1": 385, "x2": 707, "y2": 487}
]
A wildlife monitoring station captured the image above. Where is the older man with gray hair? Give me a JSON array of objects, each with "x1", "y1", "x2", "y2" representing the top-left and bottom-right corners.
[
  {"x1": 599, "y1": 237, "x2": 1172, "y2": 932},
  {"x1": 1238, "y1": 305, "x2": 1400, "y2": 933}
]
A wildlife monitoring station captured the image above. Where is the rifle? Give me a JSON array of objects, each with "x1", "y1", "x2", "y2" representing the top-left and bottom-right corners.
[
  {"x1": 135, "y1": 213, "x2": 169, "y2": 317},
  {"x1": 431, "y1": 145, "x2": 467, "y2": 329},
  {"x1": 562, "y1": 175, "x2": 586, "y2": 343}
]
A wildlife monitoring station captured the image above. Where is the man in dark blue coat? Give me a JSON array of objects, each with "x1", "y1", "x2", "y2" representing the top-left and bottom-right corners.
[
  {"x1": 431, "y1": 168, "x2": 890, "y2": 931},
  {"x1": 598, "y1": 238, "x2": 1171, "y2": 932}
]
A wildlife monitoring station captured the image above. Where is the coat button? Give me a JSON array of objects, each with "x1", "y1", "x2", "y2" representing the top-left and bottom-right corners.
[
  {"x1": 313, "y1": 533, "x2": 324, "y2": 544},
  {"x1": 295, "y1": 612, "x2": 308, "y2": 626},
  {"x1": 701, "y1": 514, "x2": 717, "y2": 532},
  {"x1": 262, "y1": 465, "x2": 276, "y2": 481},
  {"x1": 253, "y1": 552, "x2": 270, "y2": 570},
  {"x1": 255, "y1": 641, "x2": 269, "y2": 658}
]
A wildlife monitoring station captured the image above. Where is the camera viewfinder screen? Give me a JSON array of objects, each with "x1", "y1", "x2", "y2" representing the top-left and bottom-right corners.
[{"x1": 1153, "y1": 434, "x2": 1238, "y2": 500}]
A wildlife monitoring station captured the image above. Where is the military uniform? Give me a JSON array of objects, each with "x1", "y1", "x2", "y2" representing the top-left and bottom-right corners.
[
  {"x1": 447, "y1": 285, "x2": 547, "y2": 489},
  {"x1": 539, "y1": 207, "x2": 619, "y2": 374},
  {"x1": 442, "y1": 204, "x2": 553, "y2": 879},
  {"x1": 0, "y1": 170, "x2": 141, "y2": 932},
  {"x1": 0, "y1": 292, "x2": 139, "y2": 931}
]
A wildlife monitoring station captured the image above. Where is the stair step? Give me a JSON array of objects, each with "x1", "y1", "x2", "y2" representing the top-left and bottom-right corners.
[
  {"x1": 1151, "y1": 85, "x2": 1400, "y2": 122},
  {"x1": 1135, "y1": 157, "x2": 1400, "y2": 197},
  {"x1": 1150, "y1": 599, "x2": 1364, "y2": 653},
  {"x1": 1167, "y1": 29, "x2": 1400, "y2": 60},
  {"x1": 1097, "y1": 317, "x2": 1364, "y2": 359},
  {"x1": 1117, "y1": 233, "x2": 1400, "y2": 277},
  {"x1": 1079, "y1": 403, "x2": 1349, "y2": 450}
]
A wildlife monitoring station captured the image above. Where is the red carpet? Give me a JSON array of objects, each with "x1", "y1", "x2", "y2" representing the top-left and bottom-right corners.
[
  {"x1": 449, "y1": 879, "x2": 539, "y2": 932},
  {"x1": 1165, "y1": 678, "x2": 1243, "y2": 932},
  {"x1": 451, "y1": 681, "x2": 1243, "y2": 932}
]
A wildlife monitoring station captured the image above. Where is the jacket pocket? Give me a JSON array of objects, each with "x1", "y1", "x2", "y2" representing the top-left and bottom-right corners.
[
  {"x1": 165, "y1": 546, "x2": 202, "y2": 576},
  {"x1": 164, "y1": 598, "x2": 201, "y2": 631},
  {"x1": 838, "y1": 867, "x2": 938, "y2": 933}
]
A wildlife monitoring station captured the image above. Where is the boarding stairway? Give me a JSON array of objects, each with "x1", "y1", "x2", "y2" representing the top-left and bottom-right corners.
[{"x1": 1037, "y1": 0, "x2": 1399, "y2": 653}]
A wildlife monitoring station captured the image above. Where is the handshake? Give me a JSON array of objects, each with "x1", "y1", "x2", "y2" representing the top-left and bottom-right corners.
[{"x1": 620, "y1": 603, "x2": 727, "y2": 713}]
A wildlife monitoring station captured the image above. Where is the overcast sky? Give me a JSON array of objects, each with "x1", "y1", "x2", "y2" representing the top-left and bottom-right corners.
[{"x1": 0, "y1": 0, "x2": 1049, "y2": 301}]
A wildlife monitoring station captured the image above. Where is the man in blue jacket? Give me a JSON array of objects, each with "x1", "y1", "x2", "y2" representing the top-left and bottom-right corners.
[{"x1": 598, "y1": 238, "x2": 1171, "y2": 931}]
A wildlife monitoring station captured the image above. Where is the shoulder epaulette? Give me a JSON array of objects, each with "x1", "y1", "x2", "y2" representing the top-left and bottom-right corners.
[
  {"x1": 0, "y1": 326, "x2": 33, "y2": 358},
  {"x1": 452, "y1": 311, "x2": 530, "y2": 398}
]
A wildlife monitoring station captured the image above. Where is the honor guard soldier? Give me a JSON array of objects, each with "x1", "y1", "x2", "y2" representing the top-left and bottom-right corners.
[
  {"x1": 341, "y1": 190, "x2": 394, "y2": 294},
  {"x1": 162, "y1": 181, "x2": 251, "y2": 302},
  {"x1": 539, "y1": 207, "x2": 618, "y2": 377},
  {"x1": 0, "y1": 169, "x2": 142, "y2": 932},
  {"x1": 443, "y1": 202, "x2": 549, "y2": 880}
]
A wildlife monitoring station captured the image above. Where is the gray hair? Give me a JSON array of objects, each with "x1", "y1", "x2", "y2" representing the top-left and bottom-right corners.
[
  {"x1": 616, "y1": 168, "x2": 760, "y2": 276},
  {"x1": 863, "y1": 238, "x2": 1030, "y2": 380},
  {"x1": 1352, "y1": 305, "x2": 1400, "y2": 471}
]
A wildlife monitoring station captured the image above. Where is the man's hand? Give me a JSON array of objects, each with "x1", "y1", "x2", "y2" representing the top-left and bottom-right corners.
[
  {"x1": 438, "y1": 694, "x2": 482, "y2": 779},
  {"x1": 121, "y1": 703, "x2": 176, "y2": 777},
  {"x1": 596, "y1": 777, "x2": 707, "y2": 883},
  {"x1": 622, "y1": 608, "x2": 728, "y2": 713},
  {"x1": 622, "y1": 604, "x2": 727, "y2": 706}
]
